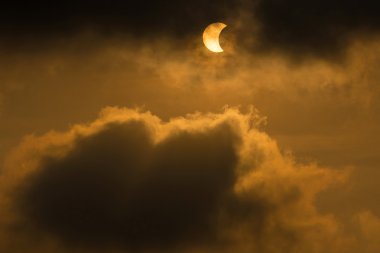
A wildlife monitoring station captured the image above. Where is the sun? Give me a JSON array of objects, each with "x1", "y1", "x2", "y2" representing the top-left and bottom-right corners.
[{"x1": 203, "y1": 22, "x2": 227, "y2": 53}]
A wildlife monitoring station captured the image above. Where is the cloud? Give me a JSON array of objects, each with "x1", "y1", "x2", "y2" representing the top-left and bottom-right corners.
[
  {"x1": 3, "y1": 0, "x2": 380, "y2": 60},
  {"x1": 355, "y1": 211, "x2": 380, "y2": 252},
  {"x1": 0, "y1": 2, "x2": 380, "y2": 252},
  {"x1": 2, "y1": 0, "x2": 380, "y2": 61},
  {"x1": 234, "y1": 0, "x2": 380, "y2": 60},
  {"x1": 0, "y1": 107, "x2": 351, "y2": 253},
  {"x1": 0, "y1": 0, "x2": 238, "y2": 47}
]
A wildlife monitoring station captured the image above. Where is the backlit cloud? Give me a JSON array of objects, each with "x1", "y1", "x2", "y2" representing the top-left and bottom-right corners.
[{"x1": 0, "y1": 107, "x2": 356, "y2": 253}]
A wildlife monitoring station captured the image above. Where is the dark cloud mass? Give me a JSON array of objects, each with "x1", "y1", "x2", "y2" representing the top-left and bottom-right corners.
[
  {"x1": 0, "y1": 0, "x2": 237, "y2": 40},
  {"x1": 18, "y1": 120, "x2": 239, "y2": 249},
  {"x1": 0, "y1": 108, "x2": 348, "y2": 253},
  {"x1": 2, "y1": 0, "x2": 380, "y2": 58},
  {"x1": 252, "y1": 0, "x2": 380, "y2": 58}
]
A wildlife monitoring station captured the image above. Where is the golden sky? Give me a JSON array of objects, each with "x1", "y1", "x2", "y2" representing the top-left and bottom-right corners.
[{"x1": 1, "y1": 1, "x2": 380, "y2": 252}]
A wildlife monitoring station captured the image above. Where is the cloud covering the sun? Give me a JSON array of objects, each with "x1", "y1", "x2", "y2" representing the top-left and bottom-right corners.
[{"x1": 0, "y1": 107, "x2": 360, "y2": 253}]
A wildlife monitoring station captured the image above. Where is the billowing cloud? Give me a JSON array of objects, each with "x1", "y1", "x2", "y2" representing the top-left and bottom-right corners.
[
  {"x1": 1, "y1": 2, "x2": 380, "y2": 253},
  {"x1": 0, "y1": 107, "x2": 354, "y2": 253},
  {"x1": 1, "y1": 34, "x2": 380, "y2": 248}
]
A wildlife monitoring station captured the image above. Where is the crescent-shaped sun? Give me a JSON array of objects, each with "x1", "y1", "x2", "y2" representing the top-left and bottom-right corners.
[{"x1": 203, "y1": 22, "x2": 227, "y2": 53}]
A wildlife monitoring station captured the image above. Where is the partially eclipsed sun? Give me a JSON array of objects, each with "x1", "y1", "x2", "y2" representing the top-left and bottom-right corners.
[{"x1": 203, "y1": 22, "x2": 227, "y2": 53}]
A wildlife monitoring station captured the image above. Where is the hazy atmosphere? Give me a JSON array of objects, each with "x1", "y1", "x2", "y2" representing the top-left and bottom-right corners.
[{"x1": 1, "y1": 1, "x2": 380, "y2": 252}]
